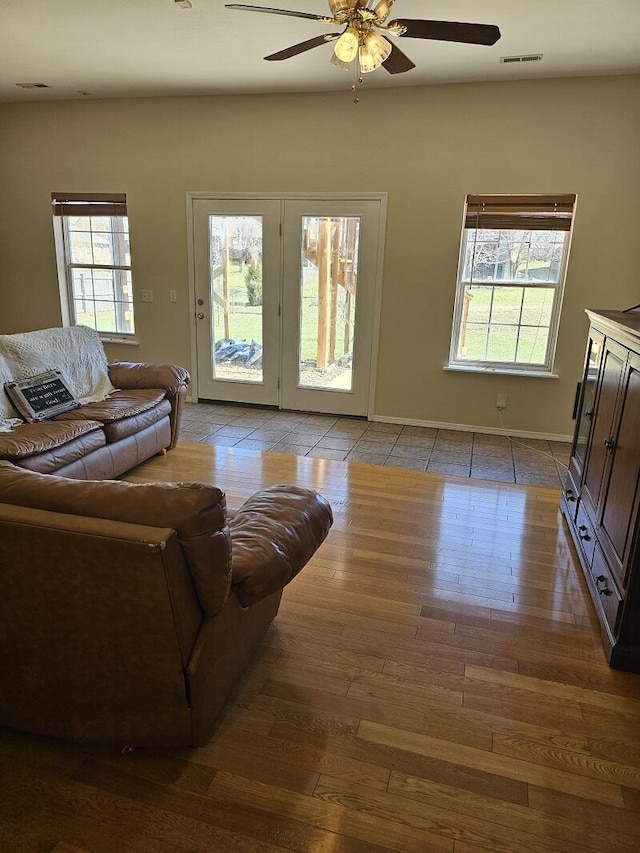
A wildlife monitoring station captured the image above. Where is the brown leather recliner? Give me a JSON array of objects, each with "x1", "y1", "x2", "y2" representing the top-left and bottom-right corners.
[{"x1": 0, "y1": 462, "x2": 333, "y2": 747}]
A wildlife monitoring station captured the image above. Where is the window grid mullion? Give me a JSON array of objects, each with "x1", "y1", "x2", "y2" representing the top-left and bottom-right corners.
[{"x1": 68, "y1": 263, "x2": 131, "y2": 272}]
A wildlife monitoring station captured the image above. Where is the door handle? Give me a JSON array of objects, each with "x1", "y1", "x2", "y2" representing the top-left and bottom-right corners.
[{"x1": 595, "y1": 575, "x2": 611, "y2": 596}]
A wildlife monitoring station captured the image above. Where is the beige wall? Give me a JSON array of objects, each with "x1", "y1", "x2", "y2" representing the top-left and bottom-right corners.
[{"x1": 1, "y1": 74, "x2": 639, "y2": 437}]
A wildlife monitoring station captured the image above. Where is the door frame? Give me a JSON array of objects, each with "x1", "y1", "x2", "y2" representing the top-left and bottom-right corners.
[{"x1": 185, "y1": 192, "x2": 387, "y2": 418}]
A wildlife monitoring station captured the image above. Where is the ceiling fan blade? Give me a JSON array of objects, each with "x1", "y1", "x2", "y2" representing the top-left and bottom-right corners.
[
  {"x1": 225, "y1": 4, "x2": 329, "y2": 22},
  {"x1": 382, "y1": 42, "x2": 415, "y2": 74},
  {"x1": 390, "y1": 19, "x2": 501, "y2": 46},
  {"x1": 265, "y1": 34, "x2": 339, "y2": 61}
]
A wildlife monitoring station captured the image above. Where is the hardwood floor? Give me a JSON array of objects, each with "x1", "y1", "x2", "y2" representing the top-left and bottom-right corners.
[{"x1": 3, "y1": 441, "x2": 640, "y2": 852}]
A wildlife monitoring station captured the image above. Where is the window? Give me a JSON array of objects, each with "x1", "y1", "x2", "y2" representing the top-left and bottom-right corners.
[
  {"x1": 52, "y1": 193, "x2": 136, "y2": 338},
  {"x1": 448, "y1": 194, "x2": 576, "y2": 375}
]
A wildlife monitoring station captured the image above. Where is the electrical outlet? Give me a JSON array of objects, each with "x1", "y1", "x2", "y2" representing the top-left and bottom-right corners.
[
  {"x1": 141, "y1": 289, "x2": 153, "y2": 303},
  {"x1": 496, "y1": 393, "x2": 508, "y2": 410},
  {"x1": 169, "y1": 290, "x2": 177, "y2": 303}
]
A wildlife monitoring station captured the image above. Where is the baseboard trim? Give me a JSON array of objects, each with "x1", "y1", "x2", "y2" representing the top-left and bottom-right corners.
[{"x1": 371, "y1": 414, "x2": 573, "y2": 444}]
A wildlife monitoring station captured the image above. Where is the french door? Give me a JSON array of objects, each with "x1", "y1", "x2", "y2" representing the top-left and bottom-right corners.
[{"x1": 190, "y1": 194, "x2": 385, "y2": 416}]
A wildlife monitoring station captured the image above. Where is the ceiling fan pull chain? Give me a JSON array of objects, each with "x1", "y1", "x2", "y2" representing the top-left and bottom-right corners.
[{"x1": 351, "y1": 55, "x2": 363, "y2": 103}]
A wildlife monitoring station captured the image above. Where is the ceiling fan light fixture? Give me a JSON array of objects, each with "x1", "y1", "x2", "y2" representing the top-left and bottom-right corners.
[
  {"x1": 359, "y1": 30, "x2": 391, "y2": 72},
  {"x1": 385, "y1": 20, "x2": 406, "y2": 36},
  {"x1": 372, "y1": 0, "x2": 394, "y2": 24},
  {"x1": 330, "y1": 52, "x2": 352, "y2": 71},
  {"x1": 358, "y1": 46, "x2": 379, "y2": 73},
  {"x1": 329, "y1": 0, "x2": 359, "y2": 16},
  {"x1": 334, "y1": 27, "x2": 359, "y2": 62}
]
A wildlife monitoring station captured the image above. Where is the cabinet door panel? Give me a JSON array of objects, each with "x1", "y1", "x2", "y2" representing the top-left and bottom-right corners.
[
  {"x1": 583, "y1": 342, "x2": 625, "y2": 514},
  {"x1": 601, "y1": 354, "x2": 640, "y2": 585},
  {"x1": 570, "y1": 329, "x2": 604, "y2": 486}
]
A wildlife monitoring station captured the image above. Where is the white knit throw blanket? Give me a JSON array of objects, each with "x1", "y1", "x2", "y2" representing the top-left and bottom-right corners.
[{"x1": 0, "y1": 325, "x2": 115, "y2": 428}]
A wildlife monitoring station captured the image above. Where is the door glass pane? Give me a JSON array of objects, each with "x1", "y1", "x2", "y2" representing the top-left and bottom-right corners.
[
  {"x1": 209, "y1": 216, "x2": 263, "y2": 384},
  {"x1": 298, "y1": 216, "x2": 359, "y2": 391}
]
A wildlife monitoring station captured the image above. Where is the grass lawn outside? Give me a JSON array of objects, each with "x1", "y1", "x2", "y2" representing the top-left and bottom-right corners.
[{"x1": 461, "y1": 284, "x2": 554, "y2": 364}]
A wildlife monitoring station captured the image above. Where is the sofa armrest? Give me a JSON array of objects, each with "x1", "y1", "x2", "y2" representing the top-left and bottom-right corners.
[
  {"x1": 229, "y1": 484, "x2": 333, "y2": 608},
  {"x1": 108, "y1": 361, "x2": 190, "y2": 449},
  {"x1": 108, "y1": 361, "x2": 189, "y2": 395}
]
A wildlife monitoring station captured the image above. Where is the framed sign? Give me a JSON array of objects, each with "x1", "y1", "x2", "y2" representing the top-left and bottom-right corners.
[{"x1": 5, "y1": 370, "x2": 79, "y2": 422}]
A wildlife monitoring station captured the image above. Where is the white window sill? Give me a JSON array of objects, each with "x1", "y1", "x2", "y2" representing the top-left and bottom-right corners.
[
  {"x1": 99, "y1": 335, "x2": 140, "y2": 346},
  {"x1": 444, "y1": 364, "x2": 559, "y2": 379}
]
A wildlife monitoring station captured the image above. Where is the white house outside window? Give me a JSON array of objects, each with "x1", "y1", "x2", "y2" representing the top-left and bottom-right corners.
[
  {"x1": 52, "y1": 193, "x2": 136, "y2": 339},
  {"x1": 448, "y1": 194, "x2": 576, "y2": 376}
]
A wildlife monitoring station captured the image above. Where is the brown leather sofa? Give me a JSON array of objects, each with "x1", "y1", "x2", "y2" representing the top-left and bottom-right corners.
[
  {"x1": 0, "y1": 462, "x2": 333, "y2": 747},
  {"x1": 0, "y1": 361, "x2": 189, "y2": 479}
]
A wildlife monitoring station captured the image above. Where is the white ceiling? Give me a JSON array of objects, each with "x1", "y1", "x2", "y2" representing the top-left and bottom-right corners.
[{"x1": 1, "y1": 0, "x2": 639, "y2": 103}]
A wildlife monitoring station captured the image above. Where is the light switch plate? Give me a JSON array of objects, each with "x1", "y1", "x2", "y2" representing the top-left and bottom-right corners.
[{"x1": 141, "y1": 289, "x2": 153, "y2": 303}]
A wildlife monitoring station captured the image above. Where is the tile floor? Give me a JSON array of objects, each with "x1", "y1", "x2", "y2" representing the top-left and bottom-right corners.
[{"x1": 180, "y1": 401, "x2": 571, "y2": 489}]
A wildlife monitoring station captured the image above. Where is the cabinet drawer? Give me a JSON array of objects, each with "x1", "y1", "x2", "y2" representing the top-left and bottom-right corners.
[
  {"x1": 563, "y1": 472, "x2": 579, "y2": 521},
  {"x1": 575, "y1": 502, "x2": 596, "y2": 566},
  {"x1": 590, "y1": 544, "x2": 623, "y2": 635}
]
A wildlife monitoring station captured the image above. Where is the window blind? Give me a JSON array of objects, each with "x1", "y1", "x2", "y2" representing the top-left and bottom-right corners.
[
  {"x1": 465, "y1": 194, "x2": 576, "y2": 231},
  {"x1": 51, "y1": 192, "x2": 127, "y2": 218}
]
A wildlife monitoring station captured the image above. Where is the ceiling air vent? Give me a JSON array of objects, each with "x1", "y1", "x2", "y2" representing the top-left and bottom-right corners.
[
  {"x1": 500, "y1": 54, "x2": 543, "y2": 64},
  {"x1": 16, "y1": 82, "x2": 50, "y2": 89}
]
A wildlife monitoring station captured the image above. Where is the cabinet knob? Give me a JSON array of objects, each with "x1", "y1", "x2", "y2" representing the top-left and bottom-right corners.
[
  {"x1": 595, "y1": 575, "x2": 611, "y2": 596},
  {"x1": 578, "y1": 525, "x2": 590, "y2": 541},
  {"x1": 604, "y1": 437, "x2": 616, "y2": 450},
  {"x1": 566, "y1": 489, "x2": 576, "y2": 502}
]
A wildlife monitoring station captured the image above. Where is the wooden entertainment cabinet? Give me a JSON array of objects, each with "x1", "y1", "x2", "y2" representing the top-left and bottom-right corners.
[{"x1": 561, "y1": 309, "x2": 640, "y2": 671}]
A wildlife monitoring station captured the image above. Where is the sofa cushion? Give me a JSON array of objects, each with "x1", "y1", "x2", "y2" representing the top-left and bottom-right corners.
[
  {"x1": 0, "y1": 419, "x2": 103, "y2": 461},
  {"x1": 0, "y1": 463, "x2": 231, "y2": 616},
  {"x1": 16, "y1": 431, "x2": 109, "y2": 475},
  {"x1": 56, "y1": 390, "x2": 171, "y2": 443},
  {"x1": 56, "y1": 389, "x2": 167, "y2": 425},
  {"x1": 229, "y1": 484, "x2": 333, "y2": 607},
  {"x1": 102, "y1": 398, "x2": 171, "y2": 442}
]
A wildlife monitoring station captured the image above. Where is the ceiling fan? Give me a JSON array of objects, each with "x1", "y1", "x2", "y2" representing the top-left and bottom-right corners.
[{"x1": 225, "y1": 0, "x2": 501, "y2": 99}]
